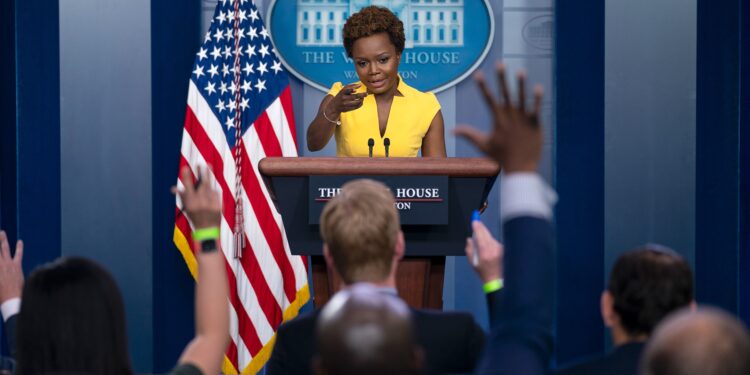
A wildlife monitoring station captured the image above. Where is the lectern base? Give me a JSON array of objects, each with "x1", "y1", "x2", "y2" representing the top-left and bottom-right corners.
[{"x1": 310, "y1": 256, "x2": 445, "y2": 310}]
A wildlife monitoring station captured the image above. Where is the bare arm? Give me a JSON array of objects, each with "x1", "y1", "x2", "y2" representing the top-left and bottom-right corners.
[
  {"x1": 456, "y1": 62, "x2": 551, "y2": 374},
  {"x1": 421, "y1": 110, "x2": 447, "y2": 157},
  {"x1": 307, "y1": 95, "x2": 338, "y2": 151},
  {"x1": 178, "y1": 250, "x2": 229, "y2": 375},
  {"x1": 174, "y1": 167, "x2": 230, "y2": 375},
  {"x1": 306, "y1": 83, "x2": 367, "y2": 151}
]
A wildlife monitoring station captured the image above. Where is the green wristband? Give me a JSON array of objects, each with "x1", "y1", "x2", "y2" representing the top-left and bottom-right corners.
[
  {"x1": 192, "y1": 227, "x2": 220, "y2": 241},
  {"x1": 483, "y1": 279, "x2": 504, "y2": 294}
]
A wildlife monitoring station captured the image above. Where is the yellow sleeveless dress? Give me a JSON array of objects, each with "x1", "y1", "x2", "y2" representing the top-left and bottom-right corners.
[{"x1": 327, "y1": 79, "x2": 441, "y2": 157}]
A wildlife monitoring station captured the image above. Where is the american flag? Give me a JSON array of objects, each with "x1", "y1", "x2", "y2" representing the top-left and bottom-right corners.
[{"x1": 173, "y1": 0, "x2": 309, "y2": 373}]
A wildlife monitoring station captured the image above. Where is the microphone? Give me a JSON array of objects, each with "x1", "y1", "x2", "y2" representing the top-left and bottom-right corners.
[
  {"x1": 384, "y1": 138, "x2": 390, "y2": 158},
  {"x1": 368, "y1": 138, "x2": 374, "y2": 158}
]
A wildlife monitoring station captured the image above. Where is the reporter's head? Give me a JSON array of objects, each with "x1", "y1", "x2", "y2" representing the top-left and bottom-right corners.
[
  {"x1": 16, "y1": 257, "x2": 132, "y2": 375},
  {"x1": 602, "y1": 245, "x2": 693, "y2": 341},
  {"x1": 319, "y1": 179, "x2": 403, "y2": 284},
  {"x1": 642, "y1": 307, "x2": 750, "y2": 375},
  {"x1": 315, "y1": 283, "x2": 423, "y2": 375}
]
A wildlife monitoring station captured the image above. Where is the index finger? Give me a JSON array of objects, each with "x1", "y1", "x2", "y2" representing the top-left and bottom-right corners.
[
  {"x1": 196, "y1": 165, "x2": 213, "y2": 194},
  {"x1": 474, "y1": 72, "x2": 500, "y2": 113},
  {"x1": 0, "y1": 231, "x2": 9, "y2": 260},
  {"x1": 342, "y1": 83, "x2": 362, "y2": 95},
  {"x1": 14, "y1": 240, "x2": 23, "y2": 264},
  {"x1": 180, "y1": 166, "x2": 196, "y2": 198},
  {"x1": 496, "y1": 63, "x2": 512, "y2": 109}
]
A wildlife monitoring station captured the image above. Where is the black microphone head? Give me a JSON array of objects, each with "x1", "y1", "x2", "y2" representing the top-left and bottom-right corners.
[
  {"x1": 384, "y1": 137, "x2": 390, "y2": 146},
  {"x1": 368, "y1": 138, "x2": 375, "y2": 146}
]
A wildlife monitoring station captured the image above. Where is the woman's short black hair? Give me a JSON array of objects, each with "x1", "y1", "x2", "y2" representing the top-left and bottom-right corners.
[
  {"x1": 15, "y1": 257, "x2": 133, "y2": 375},
  {"x1": 343, "y1": 6, "x2": 405, "y2": 58}
]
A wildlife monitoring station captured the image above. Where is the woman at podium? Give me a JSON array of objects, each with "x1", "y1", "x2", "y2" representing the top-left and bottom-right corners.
[{"x1": 306, "y1": 6, "x2": 447, "y2": 158}]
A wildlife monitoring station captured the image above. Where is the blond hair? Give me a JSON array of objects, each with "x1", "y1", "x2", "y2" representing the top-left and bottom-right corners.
[{"x1": 320, "y1": 179, "x2": 399, "y2": 284}]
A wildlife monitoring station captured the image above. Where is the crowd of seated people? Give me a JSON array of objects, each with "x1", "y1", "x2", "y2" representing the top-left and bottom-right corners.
[
  {"x1": 0, "y1": 61, "x2": 748, "y2": 375},
  {"x1": 0, "y1": 166, "x2": 230, "y2": 375}
]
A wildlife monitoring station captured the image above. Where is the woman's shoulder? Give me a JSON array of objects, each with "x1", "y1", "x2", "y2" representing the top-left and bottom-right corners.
[{"x1": 400, "y1": 80, "x2": 440, "y2": 110}]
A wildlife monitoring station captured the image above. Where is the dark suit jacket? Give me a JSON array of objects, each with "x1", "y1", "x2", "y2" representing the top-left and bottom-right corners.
[
  {"x1": 266, "y1": 304, "x2": 487, "y2": 375},
  {"x1": 5, "y1": 314, "x2": 17, "y2": 359},
  {"x1": 476, "y1": 217, "x2": 555, "y2": 375},
  {"x1": 556, "y1": 342, "x2": 645, "y2": 375}
]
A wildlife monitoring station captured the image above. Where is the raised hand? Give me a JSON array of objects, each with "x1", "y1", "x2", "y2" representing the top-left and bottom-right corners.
[
  {"x1": 455, "y1": 62, "x2": 544, "y2": 173},
  {"x1": 308, "y1": 83, "x2": 369, "y2": 150},
  {"x1": 464, "y1": 221, "x2": 503, "y2": 284},
  {"x1": 0, "y1": 231, "x2": 24, "y2": 304},
  {"x1": 172, "y1": 166, "x2": 230, "y2": 375},
  {"x1": 173, "y1": 166, "x2": 222, "y2": 230}
]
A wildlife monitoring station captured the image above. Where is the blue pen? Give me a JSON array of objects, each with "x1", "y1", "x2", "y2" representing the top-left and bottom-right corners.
[{"x1": 471, "y1": 210, "x2": 481, "y2": 266}]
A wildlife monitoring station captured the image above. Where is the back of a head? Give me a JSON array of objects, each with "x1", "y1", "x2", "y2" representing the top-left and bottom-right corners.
[
  {"x1": 315, "y1": 284, "x2": 422, "y2": 375},
  {"x1": 642, "y1": 307, "x2": 750, "y2": 375},
  {"x1": 16, "y1": 257, "x2": 132, "y2": 375},
  {"x1": 608, "y1": 245, "x2": 693, "y2": 337},
  {"x1": 319, "y1": 179, "x2": 400, "y2": 284}
]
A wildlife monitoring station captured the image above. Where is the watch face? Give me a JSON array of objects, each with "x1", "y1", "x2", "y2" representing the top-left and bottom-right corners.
[{"x1": 201, "y1": 239, "x2": 218, "y2": 253}]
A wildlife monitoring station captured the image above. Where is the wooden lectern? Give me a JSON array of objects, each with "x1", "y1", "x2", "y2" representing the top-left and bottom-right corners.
[{"x1": 259, "y1": 157, "x2": 499, "y2": 310}]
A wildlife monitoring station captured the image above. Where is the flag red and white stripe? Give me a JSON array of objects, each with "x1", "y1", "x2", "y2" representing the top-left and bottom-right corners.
[{"x1": 173, "y1": 1, "x2": 308, "y2": 373}]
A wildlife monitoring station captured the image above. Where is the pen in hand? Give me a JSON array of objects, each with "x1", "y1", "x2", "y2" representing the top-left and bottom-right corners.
[{"x1": 471, "y1": 210, "x2": 481, "y2": 267}]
